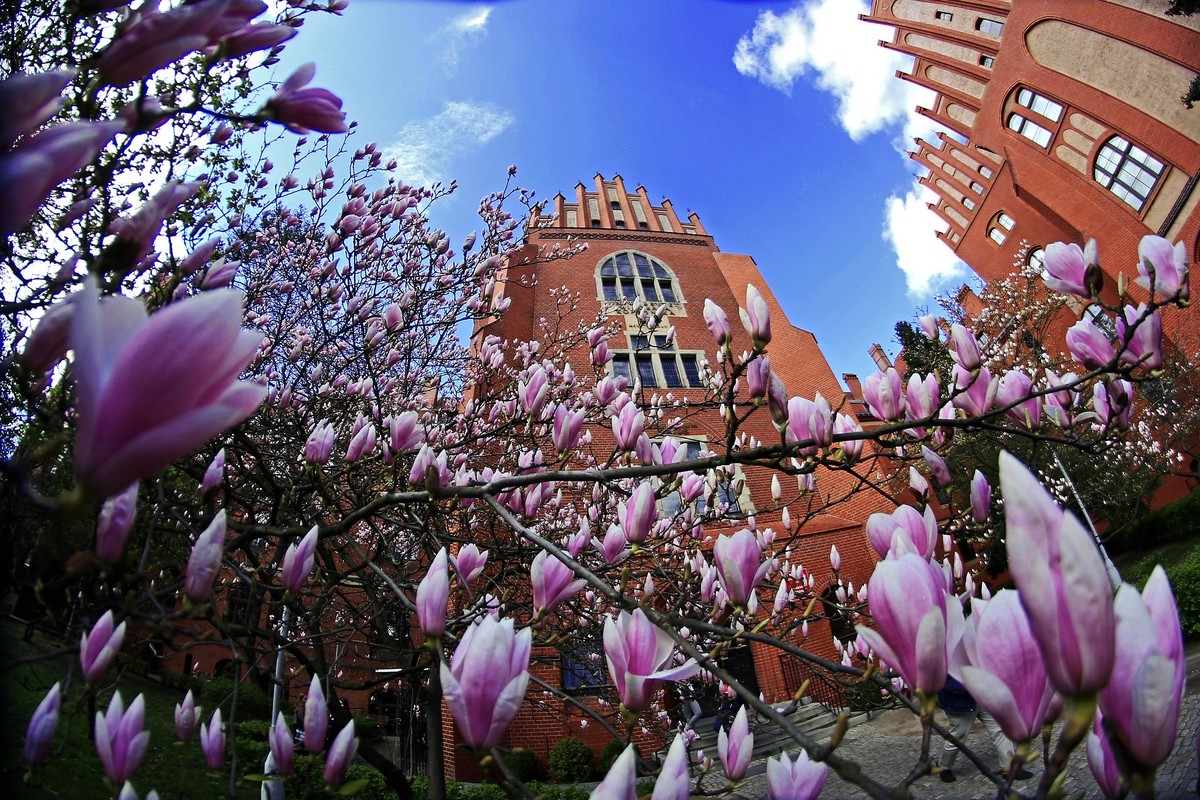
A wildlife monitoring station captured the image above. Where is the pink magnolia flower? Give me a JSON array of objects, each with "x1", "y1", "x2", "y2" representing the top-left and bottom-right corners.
[
  {"x1": 1, "y1": 121, "x2": 124, "y2": 236},
  {"x1": 951, "y1": 364, "x2": 997, "y2": 418},
  {"x1": 323, "y1": 721, "x2": 358, "y2": 786},
  {"x1": 416, "y1": 548, "x2": 449, "y2": 638},
  {"x1": 1136, "y1": 235, "x2": 1189, "y2": 305},
  {"x1": 713, "y1": 528, "x2": 771, "y2": 608},
  {"x1": 997, "y1": 369, "x2": 1040, "y2": 429},
  {"x1": 1042, "y1": 241, "x2": 1094, "y2": 297},
  {"x1": 264, "y1": 63, "x2": 348, "y2": 134},
  {"x1": 305, "y1": 420, "x2": 335, "y2": 464},
  {"x1": 269, "y1": 712, "x2": 294, "y2": 775},
  {"x1": 1094, "y1": 378, "x2": 1133, "y2": 431},
  {"x1": 66, "y1": 277, "x2": 265, "y2": 499},
  {"x1": 960, "y1": 591, "x2": 1060, "y2": 743},
  {"x1": 343, "y1": 422, "x2": 376, "y2": 462},
  {"x1": 174, "y1": 690, "x2": 200, "y2": 743},
  {"x1": 23, "y1": 683, "x2": 61, "y2": 765},
  {"x1": 651, "y1": 734, "x2": 690, "y2": 800},
  {"x1": 1098, "y1": 566, "x2": 1184, "y2": 769},
  {"x1": 1116, "y1": 303, "x2": 1163, "y2": 369},
  {"x1": 281, "y1": 525, "x2": 318, "y2": 593},
  {"x1": 215, "y1": 22, "x2": 296, "y2": 60},
  {"x1": 765, "y1": 749, "x2": 828, "y2": 800},
  {"x1": 109, "y1": 181, "x2": 201, "y2": 265},
  {"x1": 740, "y1": 284, "x2": 771, "y2": 348},
  {"x1": 905, "y1": 373, "x2": 939, "y2": 437},
  {"x1": 303, "y1": 675, "x2": 328, "y2": 754},
  {"x1": 918, "y1": 314, "x2": 940, "y2": 340},
  {"x1": 620, "y1": 482, "x2": 658, "y2": 544},
  {"x1": 184, "y1": 511, "x2": 226, "y2": 603},
  {"x1": 866, "y1": 504, "x2": 937, "y2": 560},
  {"x1": 440, "y1": 616, "x2": 531, "y2": 749},
  {"x1": 863, "y1": 368, "x2": 905, "y2": 421},
  {"x1": 970, "y1": 470, "x2": 990, "y2": 524},
  {"x1": 703, "y1": 298, "x2": 732, "y2": 346},
  {"x1": 611, "y1": 401, "x2": 644, "y2": 452},
  {"x1": 921, "y1": 445, "x2": 951, "y2": 489},
  {"x1": 518, "y1": 365, "x2": 549, "y2": 416},
  {"x1": 95, "y1": 692, "x2": 150, "y2": 785},
  {"x1": 746, "y1": 355, "x2": 771, "y2": 400},
  {"x1": 96, "y1": 482, "x2": 139, "y2": 564},
  {"x1": 949, "y1": 324, "x2": 982, "y2": 371},
  {"x1": 855, "y1": 549, "x2": 963, "y2": 696},
  {"x1": 833, "y1": 412, "x2": 863, "y2": 464},
  {"x1": 388, "y1": 411, "x2": 422, "y2": 452},
  {"x1": 0, "y1": 70, "x2": 73, "y2": 149},
  {"x1": 785, "y1": 394, "x2": 833, "y2": 455},
  {"x1": 451, "y1": 544, "x2": 488, "y2": 586},
  {"x1": 603, "y1": 609, "x2": 699, "y2": 712},
  {"x1": 200, "y1": 448, "x2": 225, "y2": 497},
  {"x1": 81, "y1": 610, "x2": 126, "y2": 685},
  {"x1": 551, "y1": 404, "x2": 585, "y2": 452},
  {"x1": 199, "y1": 709, "x2": 224, "y2": 769},
  {"x1": 200, "y1": 258, "x2": 240, "y2": 290},
  {"x1": 1066, "y1": 317, "x2": 1117, "y2": 369},
  {"x1": 1087, "y1": 712, "x2": 1124, "y2": 799},
  {"x1": 718, "y1": 705, "x2": 753, "y2": 780},
  {"x1": 592, "y1": 745, "x2": 637, "y2": 800},
  {"x1": 595, "y1": 524, "x2": 630, "y2": 564},
  {"x1": 1000, "y1": 451, "x2": 1114, "y2": 695},
  {"x1": 531, "y1": 550, "x2": 585, "y2": 618}
]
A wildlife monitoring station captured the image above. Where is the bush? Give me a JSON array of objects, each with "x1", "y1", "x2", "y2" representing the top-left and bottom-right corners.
[
  {"x1": 504, "y1": 748, "x2": 541, "y2": 781},
  {"x1": 462, "y1": 784, "x2": 507, "y2": 800},
  {"x1": 1158, "y1": 546, "x2": 1200, "y2": 639},
  {"x1": 1106, "y1": 489, "x2": 1200, "y2": 553},
  {"x1": 199, "y1": 676, "x2": 274, "y2": 721},
  {"x1": 526, "y1": 783, "x2": 589, "y2": 800},
  {"x1": 236, "y1": 718, "x2": 271, "y2": 742},
  {"x1": 547, "y1": 737, "x2": 593, "y2": 782},
  {"x1": 595, "y1": 739, "x2": 626, "y2": 777}
]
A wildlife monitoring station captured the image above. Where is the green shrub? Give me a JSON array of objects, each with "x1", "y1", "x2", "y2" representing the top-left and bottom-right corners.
[
  {"x1": 635, "y1": 780, "x2": 655, "y2": 797},
  {"x1": 1106, "y1": 489, "x2": 1200, "y2": 553},
  {"x1": 503, "y1": 748, "x2": 541, "y2": 781},
  {"x1": 595, "y1": 739, "x2": 626, "y2": 777},
  {"x1": 463, "y1": 784, "x2": 506, "y2": 800},
  {"x1": 1160, "y1": 547, "x2": 1200, "y2": 639},
  {"x1": 235, "y1": 718, "x2": 271, "y2": 742},
  {"x1": 526, "y1": 783, "x2": 589, "y2": 800},
  {"x1": 199, "y1": 676, "x2": 274, "y2": 721},
  {"x1": 848, "y1": 677, "x2": 889, "y2": 712},
  {"x1": 547, "y1": 737, "x2": 593, "y2": 782}
]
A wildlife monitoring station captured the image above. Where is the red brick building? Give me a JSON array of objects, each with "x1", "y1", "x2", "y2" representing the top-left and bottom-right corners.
[
  {"x1": 862, "y1": 0, "x2": 1199, "y2": 350},
  {"x1": 446, "y1": 174, "x2": 896, "y2": 777}
]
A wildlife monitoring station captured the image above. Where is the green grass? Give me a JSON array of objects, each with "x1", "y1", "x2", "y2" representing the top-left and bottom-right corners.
[{"x1": 1, "y1": 619, "x2": 260, "y2": 799}]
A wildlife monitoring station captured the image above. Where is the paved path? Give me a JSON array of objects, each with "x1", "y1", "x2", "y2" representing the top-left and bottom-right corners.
[{"x1": 709, "y1": 645, "x2": 1200, "y2": 799}]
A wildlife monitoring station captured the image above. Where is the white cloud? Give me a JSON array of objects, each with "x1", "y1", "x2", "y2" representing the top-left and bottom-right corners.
[
  {"x1": 883, "y1": 184, "x2": 968, "y2": 297},
  {"x1": 384, "y1": 101, "x2": 515, "y2": 188},
  {"x1": 733, "y1": 0, "x2": 936, "y2": 144},
  {"x1": 433, "y1": 6, "x2": 492, "y2": 71}
]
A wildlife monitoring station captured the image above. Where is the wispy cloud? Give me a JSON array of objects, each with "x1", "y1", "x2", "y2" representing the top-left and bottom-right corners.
[
  {"x1": 384, "y1": 101, "x2": 515, "y2": 188},
  {"x1": 432, "y1": 5, "x2": 492, "y2": 71},
  {"x1": 734, "y1": 0, "x2": 967, "y2": 297},
  {"x1": 883, "y1": 185, "x2": 968, "y2": 297}
]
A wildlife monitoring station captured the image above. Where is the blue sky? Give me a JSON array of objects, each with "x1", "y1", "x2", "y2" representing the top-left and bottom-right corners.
[{"x1": 277, "y1": 0, "x2": 971, "y2": 380}]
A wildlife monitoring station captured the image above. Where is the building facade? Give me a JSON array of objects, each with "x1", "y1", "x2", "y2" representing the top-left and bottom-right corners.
[
  {"x1": 450, "y1": 174, "x2": 894, "y2": 777},
  {"x1": 862, "y1": 0, "x2": 1199, "y2": 349}
]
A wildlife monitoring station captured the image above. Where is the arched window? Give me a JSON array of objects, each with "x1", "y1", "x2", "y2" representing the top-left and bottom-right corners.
[
  {"x1": 597, "y1": 251, "x2": 682, "y2": 305},
  {"x1": 1094, "y1": 136, "x2": 1164, "y2": 213},
  {"x1": 987, "y1": 211, "x2": 1014, "y2": 245},
  {"x1": 1027, "y1": 246, "x2": 1046, "y2": 271}
]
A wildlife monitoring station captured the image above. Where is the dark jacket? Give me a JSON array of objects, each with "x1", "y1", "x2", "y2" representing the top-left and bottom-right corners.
[{"x1": 937, "y1": 676, "x2": 977, "y2": 713}]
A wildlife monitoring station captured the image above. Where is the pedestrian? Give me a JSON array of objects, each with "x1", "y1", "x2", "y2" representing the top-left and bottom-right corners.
[{"x1": 936, "y1": 675, "x2": 1032, "y2": 783}]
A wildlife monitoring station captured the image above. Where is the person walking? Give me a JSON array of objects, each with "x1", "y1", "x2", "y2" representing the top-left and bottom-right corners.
[{"x1": 937, "y1": 675, "x2": 1032, "y2": 783}]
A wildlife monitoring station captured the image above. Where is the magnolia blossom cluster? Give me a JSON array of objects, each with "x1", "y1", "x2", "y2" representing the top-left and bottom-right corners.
[{"x1": 855, "y1": 451, "x2": 1184, "y2": 793}]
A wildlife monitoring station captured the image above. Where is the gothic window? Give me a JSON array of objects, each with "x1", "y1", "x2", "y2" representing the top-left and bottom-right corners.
[
  {"x1": 1028, "y1": 247, "x2": 1046, "y2": 271},
  {"x1": 1007, "y1": 113, "x2": 1052, "y2": 147},
  {"x1": 1093, "y1": 136, "x2": 1165, "y2": 213},
  {"x1": 598, "y1": 251, "x2": 683, "y2": 306},
  {"x1": 987, "y1": 211, "x2": 1014, "y2": 245},
  {"x1": 226, "y1": 586, "x2": 256, "y2": 627},
  {"x1": 976, "y1": 18, "x2": 1004, "y2": 36},
  {"x1": 561, "y1": 630, "x2": 606, "y2": 691},
  {"x1": 610, "y1": 334, "x2": 703, "y2": 389},
  {"x1": 1015, "y1": 88, "x2": 1063, "y2": 122}
]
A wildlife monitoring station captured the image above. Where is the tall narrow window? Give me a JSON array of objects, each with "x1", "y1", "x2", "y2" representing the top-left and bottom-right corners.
[
  {"x1": 1015, "y1": 88, "x2": 1063, "y2": 122},
  {"x1": 987, "y1": 211, "x2": 1014, "y2": 245},
  {"x1": 612, "y1": 336, "x2": 705, "y2": 389},
  {"x1": 1007, "y1": 113, "x2": 1052, "y2": 147},
  {"x1": 1094, "y1": 136, "x2": 1165, "y2": 213},
  {"x1": 976, "y1": 18, "x2": 1004, "y2": 36}
]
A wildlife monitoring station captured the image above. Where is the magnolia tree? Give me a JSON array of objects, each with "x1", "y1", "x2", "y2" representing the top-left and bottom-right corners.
[{"x1": 3, "y1": 3, "x2": 1193, "y2": 800}]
